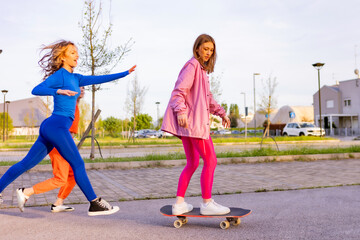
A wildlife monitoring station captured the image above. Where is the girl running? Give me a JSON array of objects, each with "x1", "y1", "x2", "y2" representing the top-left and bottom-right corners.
[
  {"x1": 0, "y1": 40, "x2": 136, "y2": 216},
  {"x1": 19, "y1": 87, "x2": 84, "y2": 213},
  {"x1": 161, "y1": 34, "x2": 231, "y2": 215}
]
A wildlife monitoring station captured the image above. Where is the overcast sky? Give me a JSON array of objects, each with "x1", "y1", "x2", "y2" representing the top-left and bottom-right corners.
[{"x1": 1, "y1": 0, "x2": 360, "y2": 122}]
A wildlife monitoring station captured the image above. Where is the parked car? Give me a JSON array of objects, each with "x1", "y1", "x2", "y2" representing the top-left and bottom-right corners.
[
  {"x1": 157, "y1": 130, "x2": 173, "y2": 138},
  {"x1": 217, "y1": 129, "x2": 232, "y2": 135},
  {"x1": 231, "y1": 130, "x2": 241, "y2": 134},
  {"x1": 282, "y1": 122, "x2": 325, "y2": 136},
  {"x1": 136, "y1": 129, "x2": 159, "y2": 138}
]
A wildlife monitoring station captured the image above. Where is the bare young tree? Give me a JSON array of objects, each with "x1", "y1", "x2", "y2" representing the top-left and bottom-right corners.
[
  {"x1": 209, "y1": 72, "x2": 223, "y2": 128},
  {"x1": 78, "y1": 100, "x2": 91, "y2": 137},
  {"x1": 78, "y1": 0, "x2": 133, "y2": 159},
  {"x1": 209, "y1": 72, "x2": 223, "y2": 102},
  {"x1": 40, "y1": 96, "x2": 53, "y2": 118},
  {"x1": 258, "y1": 76, "x2": 278, "y2": 137},
  {"x1": 125, "y1": 74, "x2": 148, "y2": 142}
]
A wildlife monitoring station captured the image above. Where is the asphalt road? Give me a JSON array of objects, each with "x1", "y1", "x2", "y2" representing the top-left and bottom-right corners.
[{"x1": 1, "y1": 185, "x2": 359, "y2": 240}]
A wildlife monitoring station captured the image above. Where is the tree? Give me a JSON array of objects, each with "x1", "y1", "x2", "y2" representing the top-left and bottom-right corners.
[
  {"x1": 40, "y1": 96, "x2": 53, "y2": 118},
  {"x1": 209, "y1": 72, "x2": 223, "y2": 128},
  {"x1": 221, "y1": 103, "x2": 228, "y2": 115},
  {"x1": 130, "y1": 113, "x2": 153, "y2": 130},
  {"x1": 125, "y1": 74, "x2": 148, "y2": 142},
  {"x1": 78, "y1": 100, "x2": 91, "y2": 137},
  {"x1": 157, "y1": 116, "x2": 164, "y2": 130},
  {"x1": 78, "y1": 0, "x2": 133, "y2": 159},
  {"x1": 229, "y1": 104, "x2": 240, "y2": 128},
  {"x1": 229, "y1": 104, "x2": 240, "y2": 118},
  {"x1": 258, "y1": 76, "x2": 278, "y2": 137},
  {"x1": 209, "y1": 72, "x2": 223, "y2": 102},
  {"x1": 0, "y1": 113, "x2": 13, "y2": 139},
  {"x1": 103, "y1": 116, "x2": 122, "y2": 137},
  {"x1": 23, "y1": 108, "x2": 37, "y2": 140}
]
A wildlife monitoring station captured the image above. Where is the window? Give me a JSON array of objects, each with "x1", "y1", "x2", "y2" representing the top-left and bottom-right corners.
[
  {"x1": 344, "y1": 99, "x2": 351, "y2": 107},
  {"x1": 326, "y1": 100, "x2": 334, "y2": 108}
]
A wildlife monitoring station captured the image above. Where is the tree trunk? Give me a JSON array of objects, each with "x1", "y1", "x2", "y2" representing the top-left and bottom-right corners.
[
  {"x1": 90, "y1": 84, "x2": 95, "y2": 159},
  {"x1": 132, "y1": 110, "x2": 136, "y2": 143}
]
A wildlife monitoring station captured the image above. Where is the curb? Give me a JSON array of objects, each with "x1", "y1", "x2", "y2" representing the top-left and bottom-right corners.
[
  {"x1": 1, "y1": 152, "x2": 359, "y2": 174},
  {"x1": 0, "y1": 139, "x2": 342, "y2": 152}
]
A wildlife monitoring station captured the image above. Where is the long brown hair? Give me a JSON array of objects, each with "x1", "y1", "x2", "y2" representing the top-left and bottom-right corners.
[
  {"x1": 193, "y1": 34, "x2": 216, "y2": 74},
  {"x1": 38, "y1": 40, "x2": 75, "y2": 80}
]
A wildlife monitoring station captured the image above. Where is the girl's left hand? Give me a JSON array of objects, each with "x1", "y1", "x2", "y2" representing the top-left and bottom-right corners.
[
  {"x1": 129, "y1": 65, "x2": 137, "y2": 73},
  {"x1": 222, "y1": 115, "x2": 231, "y2": 128}
]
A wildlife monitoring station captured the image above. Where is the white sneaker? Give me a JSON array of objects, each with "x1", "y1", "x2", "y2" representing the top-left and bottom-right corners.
[
  {"x1": 172, "y1": 202, "x2": 193, "y2": 215},
  {"x1": 200, "y1": 199, "x2": 230, "y2": 215},
  {"x1": 16, "y1": 188, "x2": 29, "y2": 212},
  {"x1": 51, "y1": 204, "x2": 75, "y2": 213}
]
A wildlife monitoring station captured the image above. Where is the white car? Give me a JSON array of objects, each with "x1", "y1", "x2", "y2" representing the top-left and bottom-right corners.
[
  {"x1": 282, "y1": 122, "x2": 325, "y2": 137},
  {"x1": 217, "y1": 129, "x2": 232, "y2": 135}
]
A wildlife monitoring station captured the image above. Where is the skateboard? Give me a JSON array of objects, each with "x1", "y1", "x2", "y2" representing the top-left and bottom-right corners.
[{"x1": 160, "y1": 205, "x2": 251, "y2": 229}]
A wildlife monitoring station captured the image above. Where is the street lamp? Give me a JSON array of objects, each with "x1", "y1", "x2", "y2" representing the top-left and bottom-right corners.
[
  {"x1": 1, "y1": 90, "x2": 8, "y2": 142},
  {"x1": 241, "y1": 92, "x2": 247, "y2": 140},
  {"x1": 312, "y1": 62, "x2": 325, "y2": 137},
  {"x1": 253, "y1": 73, "x2": 260, "y2": 137},
  {"x1": 155, "y1": 102, "x2": 160, "y2": 128},
  {"x1": 5, "y1": 101, "x2": 10, "y2": 140}
]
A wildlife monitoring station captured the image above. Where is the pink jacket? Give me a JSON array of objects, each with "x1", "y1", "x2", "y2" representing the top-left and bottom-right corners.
[{"x1": 161, "y1": 57, "x2": 226, "y2": 139}]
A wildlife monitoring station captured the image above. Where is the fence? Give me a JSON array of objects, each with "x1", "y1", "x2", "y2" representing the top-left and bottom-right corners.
[{"x1": 325, "y1": 128, "x2": 360, "y2": 137}]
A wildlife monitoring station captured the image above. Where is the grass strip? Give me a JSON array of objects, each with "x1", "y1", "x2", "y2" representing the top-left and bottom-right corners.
[{"x1": 0, "y1": 136, "x2": 336, "y2": 149}]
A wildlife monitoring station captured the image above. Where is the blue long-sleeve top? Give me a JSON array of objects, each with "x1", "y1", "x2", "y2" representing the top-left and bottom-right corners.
[{"x1": 32, "y1": 68, "x2": 129, "y2": 119}]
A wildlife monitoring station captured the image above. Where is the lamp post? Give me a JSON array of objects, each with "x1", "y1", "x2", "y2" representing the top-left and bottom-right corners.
[
  {"x1": 253, "y1": 73, "x2": 260, "y2": 137},
  {"x1": 312, "y1": 62, "x2": 325, "y2": 137},
  {"x1": 155, "y1": 102, "x2": 160, "y2": 129},
  {"x1": 1, "y1": 90, "x2": 8, "y2": 142},
  {"x1": 6, "y1": 101, "x2": 10, "y2": 140},
  {"x1": 241, "y1": 92, "x2": 247, "y2": 139}
]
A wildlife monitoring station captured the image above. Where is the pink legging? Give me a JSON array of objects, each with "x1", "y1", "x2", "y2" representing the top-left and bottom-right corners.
[{"x1": 177, "y1": 136, "x2": 217, "y2": 199}]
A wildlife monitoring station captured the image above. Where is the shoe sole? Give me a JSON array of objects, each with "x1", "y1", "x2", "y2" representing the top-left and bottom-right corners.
[
  {"x1": 200, "y1": 210, "x2": 231, "y2": 215},
  {"x1": 51, "y1": 208, "x2": 75, "y2": 213},
  {"x1": 88, "y1": 206, "x2": 120, "y2": 216},
  {"x1": 172, "y1": 207, "x2": 194, "y2": 215},
  {"x1": 16, "y1": 189, "x2": 26, "y2": 212}
]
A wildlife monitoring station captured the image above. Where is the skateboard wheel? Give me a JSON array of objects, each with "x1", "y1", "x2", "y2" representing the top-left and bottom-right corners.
[
  {"x1": 220, "y1": 220, "x2": 230, "y2": 229},
  {"x1": 182, "y1": 218, "x2": 188, "y2": 224},
  {"x1": 174, "y1": 220, "x2": 183, "y2": 228},
  {"x1": 232, "y1": 218, "x2": 241, "y2": 226}
]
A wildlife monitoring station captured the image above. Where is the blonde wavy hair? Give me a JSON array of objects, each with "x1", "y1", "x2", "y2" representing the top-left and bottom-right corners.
[
  {"x1": 38, "y1": 40, "x2": 75, "y2": 80},
  {"x1": 193, "y1": 34, "x2": 217, "y2": 74}
]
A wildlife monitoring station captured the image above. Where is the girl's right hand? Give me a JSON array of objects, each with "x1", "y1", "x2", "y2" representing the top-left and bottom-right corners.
[
  {"x1": 177, "y1": 114, "x2": 188, "y2": 128},
  {"x1": 129, "y1": 65, "x2": 137, "y2": 73},
  {"x1": 57, "y1": 89, "x2": 78, "y2": 96}
]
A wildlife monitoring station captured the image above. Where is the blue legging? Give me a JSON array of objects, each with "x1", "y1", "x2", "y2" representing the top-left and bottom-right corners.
[{"x1": 0, "y1": 114, "x2": 96, "y2": 201}]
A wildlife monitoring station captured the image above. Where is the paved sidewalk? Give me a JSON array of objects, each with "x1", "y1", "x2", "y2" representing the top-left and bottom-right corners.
[{"x1": 1, "y1": 158, "x2": 360, "y2": 208}]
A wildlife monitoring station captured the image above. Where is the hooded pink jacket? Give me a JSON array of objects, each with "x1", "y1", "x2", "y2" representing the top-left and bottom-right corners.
[{"x1": 161, "y1": 57, "x2": 226, "y2": 140}]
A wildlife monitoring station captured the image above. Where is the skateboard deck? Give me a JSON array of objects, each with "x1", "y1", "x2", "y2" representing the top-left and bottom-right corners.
[{"x1": 160, "y1": 205, "x2": 251, "y2": 229}]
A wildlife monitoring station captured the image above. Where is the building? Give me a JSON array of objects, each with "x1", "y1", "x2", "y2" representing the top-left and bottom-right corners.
[
  {"x1": 0, "y1": 97, "x2": 48, "y2": 135},
  {"x1": 313, "y1": 78, "x2": 360, "y2": 135},
  {"x1": 271, "y1": 105, "x2": 313, "y2": 124}
]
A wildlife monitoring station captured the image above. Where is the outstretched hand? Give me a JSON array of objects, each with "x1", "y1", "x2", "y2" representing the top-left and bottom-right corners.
[
  {"x1": 129, "y1": 65, "x2": 137, "y2": 73},
  {"x1": 57, "y1": 89, "x2": 78, "y2": 96}
]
